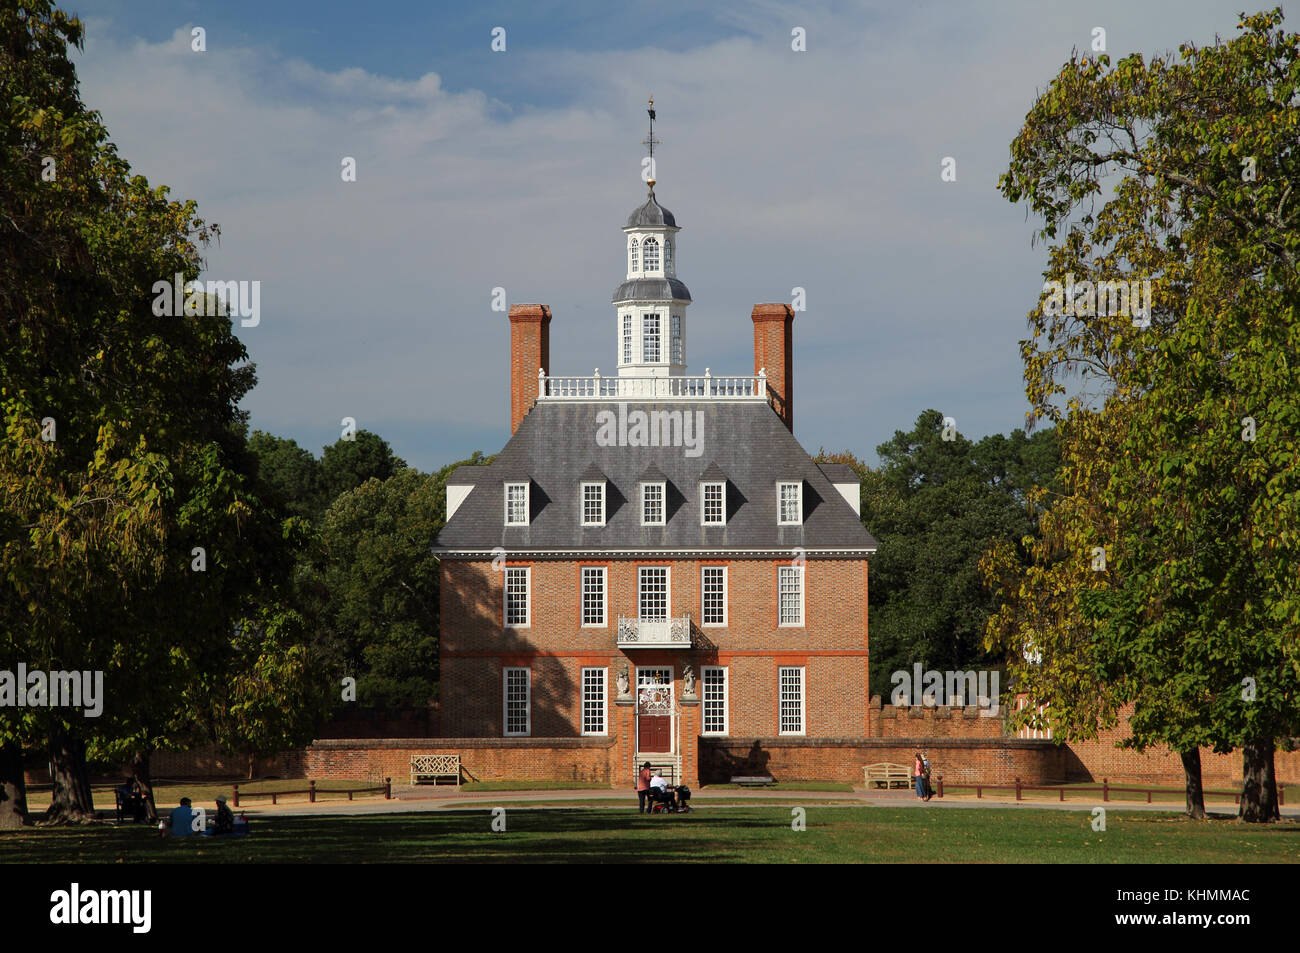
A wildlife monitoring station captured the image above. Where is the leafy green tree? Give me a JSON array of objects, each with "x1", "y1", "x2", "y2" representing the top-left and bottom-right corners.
[
  {"x1": 248, "y1": 431, "x2": 323, "y2": 521},
  {"x1": 318, "y1": 431, "x2": 406, "y2": 507},
  {"x1": 995, "y1": 8, "x2": 1300, "y2": 820},
  {"x1": 821, "y1": 414, "x2": 1059, "y2": 700}
]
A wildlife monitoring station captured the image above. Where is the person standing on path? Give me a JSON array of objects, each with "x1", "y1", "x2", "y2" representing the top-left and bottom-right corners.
[
  {"x1": 914, "y1": 752, "x2": 926, "y2": 800},
  {"x1": 636, "y1": 761, "x2": 653, "y2": 813}
]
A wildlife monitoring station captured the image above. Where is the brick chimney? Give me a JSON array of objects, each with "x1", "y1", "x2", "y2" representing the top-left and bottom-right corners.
[
  {"x1": 508, "y1": 304, "x2": 551, "y2": 434},
  {"x1": 752, "y1": 303, "x2": 794, "y2": 431}
]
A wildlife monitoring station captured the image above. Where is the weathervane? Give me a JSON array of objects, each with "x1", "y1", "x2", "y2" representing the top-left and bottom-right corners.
[{"x1": 641, "y1": 96, "x2": 660, "y2": 190}]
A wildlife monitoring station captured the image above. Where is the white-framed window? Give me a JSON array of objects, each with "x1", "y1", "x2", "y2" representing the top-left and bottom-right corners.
[
  {"x1": 778, "y1": 565, "x2": 804, "y2": 626},
  {"x1": 505, "y1": 482, "x2": 529, "y2": 525},
  {"x1": 504, "y1": 566, "x2": 530, "y2": 627},
  {"x1": 622, "y1": 313, "x2": 633, "y2": 365},
  {"x1": 638, "y1": 566, "x2": 669, "y2": 620},
  {"x1": 630, "y1": 238, "x2": 639, "y2": 273},
  {"x1": 701, "y1": 481, "x2": 725, "y2": 525},
  {"x1": 581, "y1": 566, "x2": 606, "y2": 627},
  {"x1": 642, "y1": 312, "x2": 660, "y2": 363},
  {"x1": 643, "y1": 236, "x2": 660, "y2": 271},
  {"x1": 779, "y1": 666, "x2": 805, "y2": 735},
  {"x1": 582, "y1": 481, "x2": 605, "y2": 526},
  {"x1": 504, "y1": 667, "x2": 530, "y2": 736},
  {"x1": 641, "y1": 481, "x2": 665, "y2": 525},
  {"x1": 637, "y1": 666, "x2": 672, "y2": 687},
  {"x1": 701, "y1": 566, "x2": 727, "y2": 626},
  {"x1": 702, "y1": 666, "x2": 727, "y2": 735},
  {"x1": 670, "y1": 314, "x2": 682, "y2": 365},
  {"x1": 665, "y1": 238, "x2": 673, "y2": 273},
  {"x1": 582, "y1": 667, "x2": 607, "y2": 736},
  {"x1": 778, "y1": 481, "x2": 802, "y2": 524}
]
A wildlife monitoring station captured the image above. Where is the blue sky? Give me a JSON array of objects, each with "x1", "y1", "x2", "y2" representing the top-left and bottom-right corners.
[{"x1": 68, "y1": 0, "x2": 1287, "y2": 472}]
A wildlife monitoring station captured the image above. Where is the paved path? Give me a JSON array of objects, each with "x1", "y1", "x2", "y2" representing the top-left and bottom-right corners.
[{"x1": 229, "y1": 786, "x2": 1298, "y2": 820}]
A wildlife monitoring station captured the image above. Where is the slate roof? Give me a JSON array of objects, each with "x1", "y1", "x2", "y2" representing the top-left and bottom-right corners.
[
  {"x1": 612, "y1": 277, "x2": 692, "y2": 303},
  {"x1": 626, "y1": 192, "x2": 678, "y2": 228},
  {"x1": 817, "y1": 463, "x2": 859, "y2": 483},
  {"x1": 436, "y1": 400, "x2": 878, "y2": 556}
]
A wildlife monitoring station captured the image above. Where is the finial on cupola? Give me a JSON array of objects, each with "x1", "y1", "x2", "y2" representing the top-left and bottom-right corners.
[{"x1": 642, "y1": 96, "x2": 660, "y2": 192}]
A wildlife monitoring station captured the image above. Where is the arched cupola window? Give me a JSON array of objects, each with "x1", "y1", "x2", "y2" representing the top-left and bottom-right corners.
[
  {"x1": 630, "y1": 238, "x2": 639, "y2": 273},
  {"x1": 664, "y1": 238, "x2": 673, "y2": 273},
  {"x1": 642, "y1": 237, "x2": 660, "y2": 272}
]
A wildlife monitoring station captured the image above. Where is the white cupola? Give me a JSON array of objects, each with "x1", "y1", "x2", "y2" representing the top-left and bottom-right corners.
[{"x1": 611, "y1": 99, "x2": 691, "y2": 378}]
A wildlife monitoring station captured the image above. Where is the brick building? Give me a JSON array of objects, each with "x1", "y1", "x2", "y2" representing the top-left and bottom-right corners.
[{"x1": 434, "y1": 113, "x2": 878, "y2": 788}]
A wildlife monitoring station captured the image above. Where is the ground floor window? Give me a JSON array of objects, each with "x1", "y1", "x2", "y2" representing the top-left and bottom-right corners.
[
  {"x1": 582, "y1": 667, "x2": 607, "y2": 735},
  {"x1": 779, "y1": 666, "x2": 805, "y2": 735},
  {"x1": 702, "y1": 666, "x2": 727, "y2": 735},
  {"x1": 504, "y1": 667, "x2": 530, "y2": 736}
]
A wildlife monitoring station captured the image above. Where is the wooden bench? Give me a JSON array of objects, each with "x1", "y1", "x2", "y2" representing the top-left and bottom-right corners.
[
  {"x1": 410, "y1": 754, "x2": 461, "y2": 787},
  {"x1": 864, "y1": 762, "x2": 913, "y2": 790},
  {"x1": 731, "y1": 775, "x2": 777, "y2": 787}
]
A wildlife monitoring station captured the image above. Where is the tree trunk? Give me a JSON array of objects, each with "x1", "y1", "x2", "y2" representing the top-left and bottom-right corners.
[
  {"x1": 1180, "y1": 748, "x2": 1205, "y2": 820},
  {"x1": 130, "y1": 749, "x2": 157, "y2": 823},
  {"x1": 0, "y1": 743, "x2": 28, "y2": 829},
  {"x1": 1239, "y1": 738, "x2": 1281, "y2": 823},
  {"x1": 46, "y1": 728, "x2": 95, "y2": 823}
]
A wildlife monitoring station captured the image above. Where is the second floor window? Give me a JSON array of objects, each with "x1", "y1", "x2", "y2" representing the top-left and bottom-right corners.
[
  {"x1": 778, "y1": 565, "x2": 804, "y2": 626},
  {"x1": 642, "y1": 313, "x2": 660, "y2": 363},
  {"x1": 702, "y1": 566, "x2": 726, "y2": 625},
  {"x1": 671, "y1": 314, "x2": 682, "y2": 364},
  {"x1": 581, "y1": 566, "x2": 606, "y2": 626},
  {"x1": 643, "y1": 236, "x2": 660, "y2": 271},
  {"x1": 622, "y1": 314, "x2": 632, "y2": 364},
  {"x1": 630, "y1": 238, "x2": 639, "y2": 273},
  {"x1": 638, "y1": 566, "x2": 669, "y2": 620},
  {"x1": 505, "y1": 567, "x2": 530, "y2": 627}
]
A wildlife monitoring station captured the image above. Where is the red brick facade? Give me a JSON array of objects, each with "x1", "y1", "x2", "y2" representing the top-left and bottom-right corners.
[{"x1": 508, "y1": 304, "x2": 551, "y2": 435}]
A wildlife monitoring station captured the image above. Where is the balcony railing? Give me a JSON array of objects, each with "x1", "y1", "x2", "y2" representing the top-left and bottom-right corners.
[
  {"x1": 538, "y1": 369, "x2": 767, "y2": 401},
  {"x1": 616, "y1": 615, "x2": 693, "y2": 649}
]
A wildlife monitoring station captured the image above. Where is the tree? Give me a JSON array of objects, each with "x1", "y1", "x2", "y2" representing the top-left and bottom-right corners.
[
  {"x1": 318, "y1": 431, "x2": 406, "y2": 507},
  {"x1": 308, "y1": 453, "x2": 492, "y2": 711},
  {"x1": 994, "y1": 8, "x2": 1300, "y2": 820},
  {"x1": 247, "y1": 431, "x2": 323, "y2": 521},
  {"x1": 1, "y1": 2, "x2": 315, "y2": 821},
  {"x1": 819, "y1": 414, "x2": 1059, "y2": 700}
]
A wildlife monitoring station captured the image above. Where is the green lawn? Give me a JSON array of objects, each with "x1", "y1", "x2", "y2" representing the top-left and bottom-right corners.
[{"x1": 3, "y1": 806, "x2": 1296, "y2": 863}]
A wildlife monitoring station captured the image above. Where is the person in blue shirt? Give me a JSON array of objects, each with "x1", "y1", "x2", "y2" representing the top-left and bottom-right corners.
[{"x1": 169, "y1": 797, "x2": 196, "y2": 837}]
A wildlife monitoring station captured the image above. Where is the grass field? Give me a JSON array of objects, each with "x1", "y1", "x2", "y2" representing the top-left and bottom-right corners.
[
  {"x1": 21, "y1": 779, "x2": 385, "y2": 814},
  {"x1": 3, "y1": 806, "x2": 1297, "y2": 863}
]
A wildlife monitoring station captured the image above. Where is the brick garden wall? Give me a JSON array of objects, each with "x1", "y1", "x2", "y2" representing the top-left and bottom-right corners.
[{"x1": 700, "y1": 737, "x2": 1064, "y2": 785}]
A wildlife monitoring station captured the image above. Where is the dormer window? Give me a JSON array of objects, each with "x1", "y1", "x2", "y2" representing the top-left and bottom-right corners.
[
  {"x1": 642, "y1": 236, "x2": 660, "y2": 271},
  {"x1": 641, "y1": 482, "x2": 665, "y2": 525},
  {"x1": 630, "y1": 238, "x2": 639, "y2": 273},
  {"x1": 505, "y1": 482, "x2": 529, "y2": 525},
  {"x1": 582, "y1": 481, "x2": 606, "y2": 526},
  {"x1": 701, "y1": 481, "x2": 725, "y2": 526},
  {"x1": 778, "y1": 481, "x2": 802, "y2": 525}
]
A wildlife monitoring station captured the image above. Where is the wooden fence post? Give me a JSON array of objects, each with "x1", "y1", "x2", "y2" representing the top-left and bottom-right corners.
[
  {"x1": 385, "y1": 777, "x2": 392, "y2": 800},
  {"x1": 936, "y1": 776, "x2": 944, "y2": 799},
  {"x1": 309, "y1": 779, "x2": 316, "y2": 803},
  {"x1": 232, "y1": 784, "x2": 239, "y2": 808},
  {"x1": 1015, "y1": 777, "x2": 1022, "y2": 801},
  {"x1": 1103, "y1": 778, "x2": 1109, "y2": 802}
]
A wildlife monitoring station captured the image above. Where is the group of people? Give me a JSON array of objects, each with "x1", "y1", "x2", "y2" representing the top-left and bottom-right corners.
[
  {"x1": 636, "y1": 762, "x2": 692, "y2": 814},
  {"x1": 914, "y1": 752, "x2": 934, "y2": 801},
  {"x1": 161, "y1": 795, "x2": 250, "y2": 837}
]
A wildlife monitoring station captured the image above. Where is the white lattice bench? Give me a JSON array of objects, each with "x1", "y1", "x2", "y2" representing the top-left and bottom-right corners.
[{"x1": 410, "y1": 754, "x2": 461, "y2": 787}]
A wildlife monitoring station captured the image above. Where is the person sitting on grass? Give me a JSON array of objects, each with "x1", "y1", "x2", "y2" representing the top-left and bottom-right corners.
[
  {"x1": 169, "y1": 797, "x2": 196, "y2": 837},
  {"x1": 214, "y1": 794, "x2": 235, "y2": 834}
]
